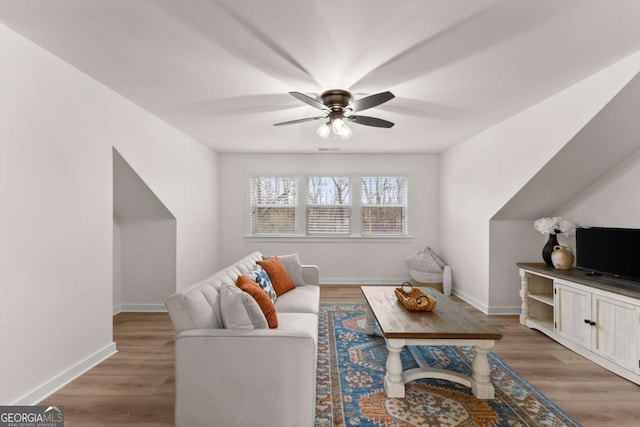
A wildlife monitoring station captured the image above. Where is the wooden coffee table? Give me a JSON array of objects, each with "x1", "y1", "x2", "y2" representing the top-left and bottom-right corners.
[{"x1": 361, "y1": 286, "x2": 503, "y2": 399}]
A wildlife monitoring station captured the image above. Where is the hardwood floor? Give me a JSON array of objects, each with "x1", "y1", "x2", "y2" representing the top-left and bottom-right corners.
[
  {"x1": 42, "y1": 312, "x2": 175, "y2": 426},
  {"x1": 42, "y1": 286, "x2": 640, "y2": 426}
]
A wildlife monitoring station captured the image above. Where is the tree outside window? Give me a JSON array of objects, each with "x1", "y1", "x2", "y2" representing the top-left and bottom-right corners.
[{"x1": 307, "y1": 176, "x2": 351, "y2": 235}]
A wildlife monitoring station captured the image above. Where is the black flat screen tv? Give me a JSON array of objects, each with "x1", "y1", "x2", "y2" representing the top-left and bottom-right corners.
[{"x1": 576, "y1": 226, "x2": 640, "y2": 282}]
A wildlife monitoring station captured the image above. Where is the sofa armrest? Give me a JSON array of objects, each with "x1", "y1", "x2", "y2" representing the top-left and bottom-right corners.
[
  {"x1": 301, "y1": 264, "x2": 319, "y2": 285},
  {"x1": 174, "y1": 328, "x2": 317, "y2": 427}
]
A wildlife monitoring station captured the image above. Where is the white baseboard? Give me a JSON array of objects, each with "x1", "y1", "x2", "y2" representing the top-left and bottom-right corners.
[
  {"x1": 12, "y1": 342, "x2": 117, "y2": 405},
  {"x1": 113, "y1": 303, "x2": 167, "y2": 315},
  {"x1": 321, "y1": 281, "x2": 520, "y2": 315},
  {"x1": 486, "y1": 305, "x2": 521, "y2": 315},
  {"x1": 451, "y1": 288, "x2": 520, "y2": 315},
  {"x1": 451, "y1": 288, "x2": 489, "y2": 314}
]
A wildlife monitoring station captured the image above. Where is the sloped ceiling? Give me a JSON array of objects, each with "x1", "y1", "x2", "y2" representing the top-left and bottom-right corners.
[
  {"x1": 1, "y1": 0, "x2": 640, "y2": 153},
  {"x1": 493, "y1": 71, "x2": 640, "y2": 220},
  {"x1": 113, "y1": 149, "x2": 174, "y2": 222}
]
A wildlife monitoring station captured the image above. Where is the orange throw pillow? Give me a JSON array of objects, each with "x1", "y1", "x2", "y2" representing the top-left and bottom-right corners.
[
  {"x1": 257, "y1": 257, "x2": 296, "y2": 296},
  {"x1": 236, "y1": 276, "x2": 278, "y2": 328}
]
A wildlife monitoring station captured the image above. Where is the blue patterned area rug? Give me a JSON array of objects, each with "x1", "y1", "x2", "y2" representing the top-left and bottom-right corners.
[{"x1": 315, "y1": 302, "x2": 579, "y2": 427}]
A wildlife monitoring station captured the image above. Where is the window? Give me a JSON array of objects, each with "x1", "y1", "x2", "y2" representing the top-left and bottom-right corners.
[
  {"x1": 248, "y1": 174, "x2": 409, "y2": 238},
  {"x1": 249, "y1": 176, "x2": 297, "y2": 234},
  {"x1": 307, "y1": 176, "x2": 351, "y2": 235},
  {"x1": 361, "y1": 176, "x2": 408, "y2": 235}
]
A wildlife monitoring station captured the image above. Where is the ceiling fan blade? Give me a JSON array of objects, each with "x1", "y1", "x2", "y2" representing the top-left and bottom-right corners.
[
  {"x1": 289, "y1": 92, "x2": 328, "y2": 111},
  {"x1": 273, "y1": 116, "x2": 327, "y2": 126},
  {"x1": 346, "y1": 115, "x2": 395, "y2": 128},
  {"x1": 349, "y1": 91, "x2": 395, "y2": 112}
]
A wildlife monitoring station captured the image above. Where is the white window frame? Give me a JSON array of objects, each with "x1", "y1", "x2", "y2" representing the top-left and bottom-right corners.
[{"x1": 246, "y1": 173, "x2": 412, "y2": 241}]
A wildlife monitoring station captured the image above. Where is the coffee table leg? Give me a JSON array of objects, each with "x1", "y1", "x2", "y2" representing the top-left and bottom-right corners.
[
  {"x1": 471, "y1": 341, "x2": 495, "y2": 399},
  {"x1": 364, "y1": 304, "x2": 377, "y2": 335},
  {"x1": 384, "y1": 338, "x2": 406, "y2": 398}
]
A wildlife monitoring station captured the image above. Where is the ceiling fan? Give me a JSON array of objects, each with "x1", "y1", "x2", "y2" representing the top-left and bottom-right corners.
[{"x1": 274, "y1": 89, "x2": 395, "y2": 139}]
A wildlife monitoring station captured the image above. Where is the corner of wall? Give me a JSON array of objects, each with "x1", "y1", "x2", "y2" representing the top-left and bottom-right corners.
[{"x1": 440, "y1": 51, "x2": 640, "y2": 311}]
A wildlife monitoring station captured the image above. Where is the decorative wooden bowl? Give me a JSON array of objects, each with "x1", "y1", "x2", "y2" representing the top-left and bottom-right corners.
[{"x1": 394, "y1": 282, "x2": 437, "y2": 311}]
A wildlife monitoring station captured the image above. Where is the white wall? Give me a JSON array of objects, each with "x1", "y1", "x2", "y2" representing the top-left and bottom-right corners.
[
  {"x1": 488, "y1": 220, "x2": 550, "y2": 312},
  {"x1": 0, "y1": 24, "x2": 219, "y2": 404},
  {"x1": 109, "y1": 115, "x2": 220, "y2": 292},
  {"x1": 502, "y1": 148, "x2": 640, "y2": 285},
  {"x1": 486, "y1": 68, "x2": 640, "y2": 312},
  {"x1": 119, "y1": 219, "x2": 177, "y2": 308},
  {"x1": 440, "y1": 51, "x2": 640, "y2": 312},
  {"x1": 113, "y1": 220, "x2": 123, "y2": 311},
  {"x1": 113, "y1": 148, "x2": 178, "y2": 311},
  {"x1": 0, "y1": 23, "x2": 113, "y2": 405},
  {"x1": 217, "y1": 153, "x2": 440, "y2": 283},
  {"x1": 558, "y1": 148, "x2": 640, "y2": 229}
]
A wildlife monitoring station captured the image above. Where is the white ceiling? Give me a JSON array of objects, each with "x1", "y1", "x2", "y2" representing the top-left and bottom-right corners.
[{"x1": 1, "y1": 0, "x2": 639, "y2": 154}]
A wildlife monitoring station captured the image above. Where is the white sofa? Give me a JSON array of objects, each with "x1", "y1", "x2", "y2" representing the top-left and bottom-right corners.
[{"x1": 165, "y1": 252, "x2": 320, "y2": 427}]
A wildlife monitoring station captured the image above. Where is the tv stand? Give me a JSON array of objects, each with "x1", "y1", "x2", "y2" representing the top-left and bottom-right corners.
[
  {"x1": 584, "y1": 271, "x2": 601, "y2": 277},
  {"x1": 518, "y1": 263, "x2": 640, "y2": 385}
]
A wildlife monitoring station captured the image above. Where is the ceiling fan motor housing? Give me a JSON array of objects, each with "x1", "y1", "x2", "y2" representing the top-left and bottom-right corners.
[{"x1": 321, "y1": 89, "x2": 352, "y2": 112}]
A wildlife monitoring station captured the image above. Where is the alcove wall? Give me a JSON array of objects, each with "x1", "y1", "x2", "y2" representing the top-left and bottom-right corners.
[{"x1": 113, "y1": 149, "x2": 176, "y2": 312}]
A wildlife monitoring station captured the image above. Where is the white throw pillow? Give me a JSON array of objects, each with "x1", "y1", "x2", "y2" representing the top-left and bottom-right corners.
[
  {"x1": 245, "y1": 265, "x2": 277, "y2": 303},
  {"x1": 263, "y1": 253, "x2": 304, "y2": 287},
  {"x1": 219, "y1": 282, "x2": 268, "y2": 329},
  {"x1": 404, "y1": 247, "x2": 444, "y2": 273}
]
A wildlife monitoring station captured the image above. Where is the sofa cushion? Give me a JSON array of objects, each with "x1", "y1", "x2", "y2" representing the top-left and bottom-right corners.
[
  {"x1": 164, "y1": 278, "x2": 224, "y2": 333},
  {"x1": 219, "y1": 282, "x2": 268, "y2": 329},
  {"x1": 257, "y1": 257, "x2": 296, "y2": 296},
  {"x1": 234, "y1": 251, "x2": 263, "y2": 273},
  {"x1": 235, "y1": 263, "x2": 252, "y2": 275},
  {"x1": 237, "y1": 276, "x2": 278, "y2": 328},
  {"x1": 274, "y1": 284, "x2": 320, "y2": 314},
  {"x1": 245, "y1": 265, "x2": 277, "y2": 303},
  {"x1": 277, "y1": 312, "x2": 319, "y2": 347},
  {"x1": 263, "y1": 253, "x2": 304, "y2": 287}
]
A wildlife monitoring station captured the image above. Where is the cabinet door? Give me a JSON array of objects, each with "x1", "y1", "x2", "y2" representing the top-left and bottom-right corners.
[
  {"x1": 591, "y1": 294, "x2": 638, "y2": 372},
  {"x1": 555, "y1": 283, "x2": 592, "y2": 349}
]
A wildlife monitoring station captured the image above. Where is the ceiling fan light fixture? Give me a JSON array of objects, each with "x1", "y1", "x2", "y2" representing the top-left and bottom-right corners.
[
  {"x1": 331, "y1": 117, "x2": 346, "y2": 133},
  {"x1": 316, "y1": 118, "x2": 351, "y2": 140},
  {"x1": 330, "y1": 117, "x2": 352, "y2": 140},
  {"x1": 338, "y1": 123, "x2": 353, "y2": 139},
  {"x1": 316, "y1": 122, "x2": 330, "y2": 139}
]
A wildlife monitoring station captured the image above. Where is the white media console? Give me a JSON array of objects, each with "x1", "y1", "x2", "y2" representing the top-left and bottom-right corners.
[{"x1": 518, "y1": 263, "x2": 640, "y2": 385}]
